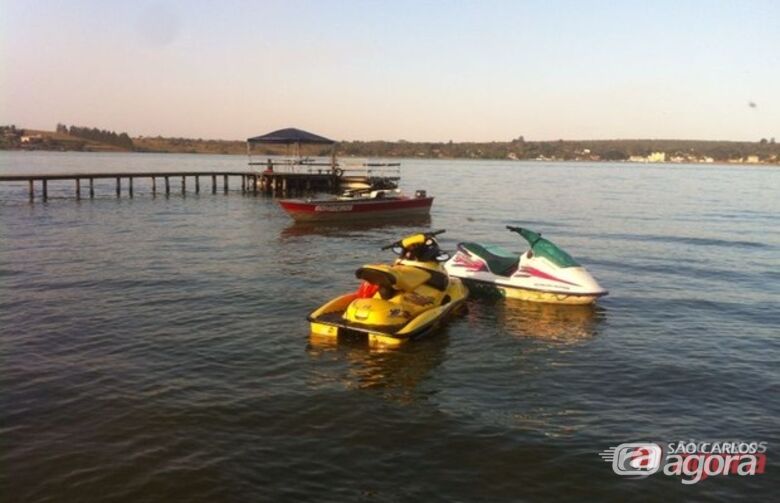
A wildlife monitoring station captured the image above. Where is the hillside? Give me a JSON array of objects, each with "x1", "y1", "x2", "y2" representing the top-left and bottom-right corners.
[
  {"x1": 133, "y1": 135, "x2": 245, "y2": 155},
  {"x1": 0, "y1": 126, "x2": 131, "y2": 152},
  {"x1": 132, "y1": 135, "x2": 780, "y2": 163},
  {"x1": 2, "y1": 126, "x2": 778, "y2": 163}
]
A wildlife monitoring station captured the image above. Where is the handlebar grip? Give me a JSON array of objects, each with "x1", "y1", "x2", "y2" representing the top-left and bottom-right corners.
[
  {"x1": 429, "y1": 229, "x2": 446, "y2": 236},
  {"x1": 380, "y1": 242, "x2": 397, "y2": 250}
]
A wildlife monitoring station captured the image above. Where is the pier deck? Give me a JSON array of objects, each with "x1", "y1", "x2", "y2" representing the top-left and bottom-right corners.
[{"x1": 0, "y1": 170, "x2": 345, "y2": 201}]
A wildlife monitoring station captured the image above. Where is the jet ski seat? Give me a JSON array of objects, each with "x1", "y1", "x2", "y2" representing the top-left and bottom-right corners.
[{"x1": 458, "y1": 242, "x2": 518, "y2": 276}]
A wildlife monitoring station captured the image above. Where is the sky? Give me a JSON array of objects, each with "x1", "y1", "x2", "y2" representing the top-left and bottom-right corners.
[{"x1": 1, "y1": 0, "x2": 778, "y2": 142}]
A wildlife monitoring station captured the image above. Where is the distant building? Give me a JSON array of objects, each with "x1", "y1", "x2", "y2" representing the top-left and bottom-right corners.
[
  {"x1": 507, "y1": 152, "x2": 518, "y2": 160},
  {"x1": 647, "y1": 152, "x2": 666, "y2": 163},
  {"x1": 746, "y1": 155, "x2": 760, "y2": 163},
  {"x1": 628, "y1": 155, "x2": 646, "y2": 163}
]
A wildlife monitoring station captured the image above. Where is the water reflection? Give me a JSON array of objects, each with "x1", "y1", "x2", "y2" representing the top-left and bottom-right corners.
[
  {"x1": 280, "y1": 214, "x2": 432, "y2": 240},
  {"x1": 308, "y1": 332, "x2": 449, "y2": 402},
  {"x1": 470, "y1": 298, "x2": 606, "y2": 343}
]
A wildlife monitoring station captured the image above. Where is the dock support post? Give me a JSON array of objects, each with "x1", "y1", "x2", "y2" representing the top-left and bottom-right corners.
[
  {"x1": 89, "y1": 178, "x2": 94, "y2": 198},
  {"x1": 151, "y1": 177, "x2": 156, "y2": 196},
  {"x1": 181, "y1": 176, "x2": 186, "y2": 194},
  {"x1": 116, "y1": 177, "x2": 121, "y2": 197},
  {"x1": 253, "y1": 175, "x2": 258, "y2": 195},
  {"x1": 282, "y1": 177, "x2": 287, "y2": 194},
  {"x1": 29, "y1": 179, "x2": 34, "y2": 201},
  {"x1": 76, "y1": 178, "x2": 81, "y2": 200},
  {"x1": 129, "y1": 177, "x2": 133, "y2": 198},
  {"x1": 223, "y1": 175, "x2": 228, "y2": 193},
  {"x1": 195, "y1": 176, "x2": 200, "y2": 194},
  {"x1": 212, "y1": 175, "x2": 216, "y2": 194},
  {"x1": 43, "y1": 179, "x2": 48, "y2": 201},
  {"x1": 165, "y1": 176, "x2": 170, "y2": 195},
  {"x1": 241, "y1": 175, "x2": 246, "y2": 193}
]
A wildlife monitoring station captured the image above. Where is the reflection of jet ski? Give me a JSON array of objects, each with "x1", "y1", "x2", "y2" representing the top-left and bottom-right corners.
[
  {"x1": 308, "y1": 230, "x2": 468, "y2": 348},
  {"x1": 488, "y1": 300, "x2": 604, "y2": 342},
  {"x1": 444, "y1": 226, "x2": 607, "y2": 305},
  {"x1": 308, "y1": 335, "x2": 450, "y2": 399}
]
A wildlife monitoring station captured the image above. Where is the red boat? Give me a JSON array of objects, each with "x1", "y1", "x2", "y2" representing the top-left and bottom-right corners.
[{"x1": 278, "y1": 189, "x2": 434, "y2": 222}]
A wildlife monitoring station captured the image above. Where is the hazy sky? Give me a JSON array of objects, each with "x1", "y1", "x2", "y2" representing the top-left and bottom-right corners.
[{"x1": 2, "y1": 0, "x2": 778, "y2": 142}]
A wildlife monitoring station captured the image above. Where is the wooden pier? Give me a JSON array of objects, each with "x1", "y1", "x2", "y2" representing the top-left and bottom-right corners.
[
  {"x1": 0, "y1": 170, "x2": 343, "y2": 201},
  {"x1": 1, "y1": 129, "x2": 403, "y2": 202}
]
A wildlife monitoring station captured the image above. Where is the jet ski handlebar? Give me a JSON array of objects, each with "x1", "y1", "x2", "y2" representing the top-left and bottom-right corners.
[{"x1": 507, "y1": 225, "x2": 544, "y2": 247}]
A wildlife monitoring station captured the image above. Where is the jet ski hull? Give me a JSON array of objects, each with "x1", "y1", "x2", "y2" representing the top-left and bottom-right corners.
[{"x1": 460, "y1": 276, "x2": 606, "y2": 305}]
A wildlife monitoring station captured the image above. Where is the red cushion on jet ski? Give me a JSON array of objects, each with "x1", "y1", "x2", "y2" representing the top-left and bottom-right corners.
[{"x1": 356, "y1": 281, "x2": 380, "y2": 298}]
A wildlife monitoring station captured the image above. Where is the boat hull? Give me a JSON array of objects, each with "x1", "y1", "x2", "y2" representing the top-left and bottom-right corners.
[{"x1": 279, "y1": 196, "x2": 433, "y2": 222}]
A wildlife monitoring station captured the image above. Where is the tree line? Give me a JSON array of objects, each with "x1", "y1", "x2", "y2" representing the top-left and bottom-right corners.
[
  {"x1": 56, "y1": 123, "x2": 134, "y2": 150},
  {"x1": 333, "y1": 137, "x2": 779, "y2": 162}
]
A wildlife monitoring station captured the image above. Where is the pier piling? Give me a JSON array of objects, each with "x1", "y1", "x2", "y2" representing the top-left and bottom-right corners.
[
  {"x1": 29, "y1": 180, "x2": 34, "y2": 201},
  {"x1": 43, "y1": 179, "x2": 48, "y2": 201},
  {"x1": 89, "y1": 178, "x2": 94, "y2": 198},
  {"x1": 223, "y1": 175, "x2": 228, "y2": 193},
  {"x1": 165, "y1": 176, "x2": 170, "y2": 195},
  {"x1": 116, "y1": 177, "x2": 121, "y2": 197},
  {"x1": 76, "y1": 178, "x2": 81, "y2": 200},
  {"x1": 129, "y1": 178, "x2": 133, "y2": 198},
  {"x1": 195, "y1": 176, "x2": 200, "y2": 194},
  {"x1": 151, "y1": 177, "x2": 156, "y2": 196},
  {"x1": 212, "y1": 175, "x2": 217, "y2": 194},
  {"x1": 181, "y1": 176, "x2": 186, "y2": 194}
]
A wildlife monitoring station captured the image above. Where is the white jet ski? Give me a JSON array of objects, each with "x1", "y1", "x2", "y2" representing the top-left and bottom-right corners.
[{"x1": 444, "y1": 226, "x2": 607, "y2": 305}]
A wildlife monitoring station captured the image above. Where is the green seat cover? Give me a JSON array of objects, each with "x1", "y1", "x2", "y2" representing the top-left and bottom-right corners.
[{"x1": 459, "y1": 242, "x2": 518, "y2": 276}]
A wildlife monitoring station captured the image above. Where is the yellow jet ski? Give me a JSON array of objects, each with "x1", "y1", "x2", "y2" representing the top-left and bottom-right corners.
[{"x1": 308, "y1": 230, "x2": 468, "y2": 348}]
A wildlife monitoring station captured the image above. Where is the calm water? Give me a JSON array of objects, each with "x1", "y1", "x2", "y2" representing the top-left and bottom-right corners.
[{"x1": 1, "y1": 152, "x2": 778, "y2": 501}]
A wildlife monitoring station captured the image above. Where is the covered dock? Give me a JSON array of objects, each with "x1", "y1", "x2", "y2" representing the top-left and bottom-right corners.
[{"x1": 246, "y1": 127, "x2": 400, "y2": 194}]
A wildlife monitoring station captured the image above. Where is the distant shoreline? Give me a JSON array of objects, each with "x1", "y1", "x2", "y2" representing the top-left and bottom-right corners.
[
  {"x1": 4, "y1": 149, "x2": 779, "y2": 168},
  {"x1": 2, "y1": 127, "x2": 778, "y2": 165}
]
